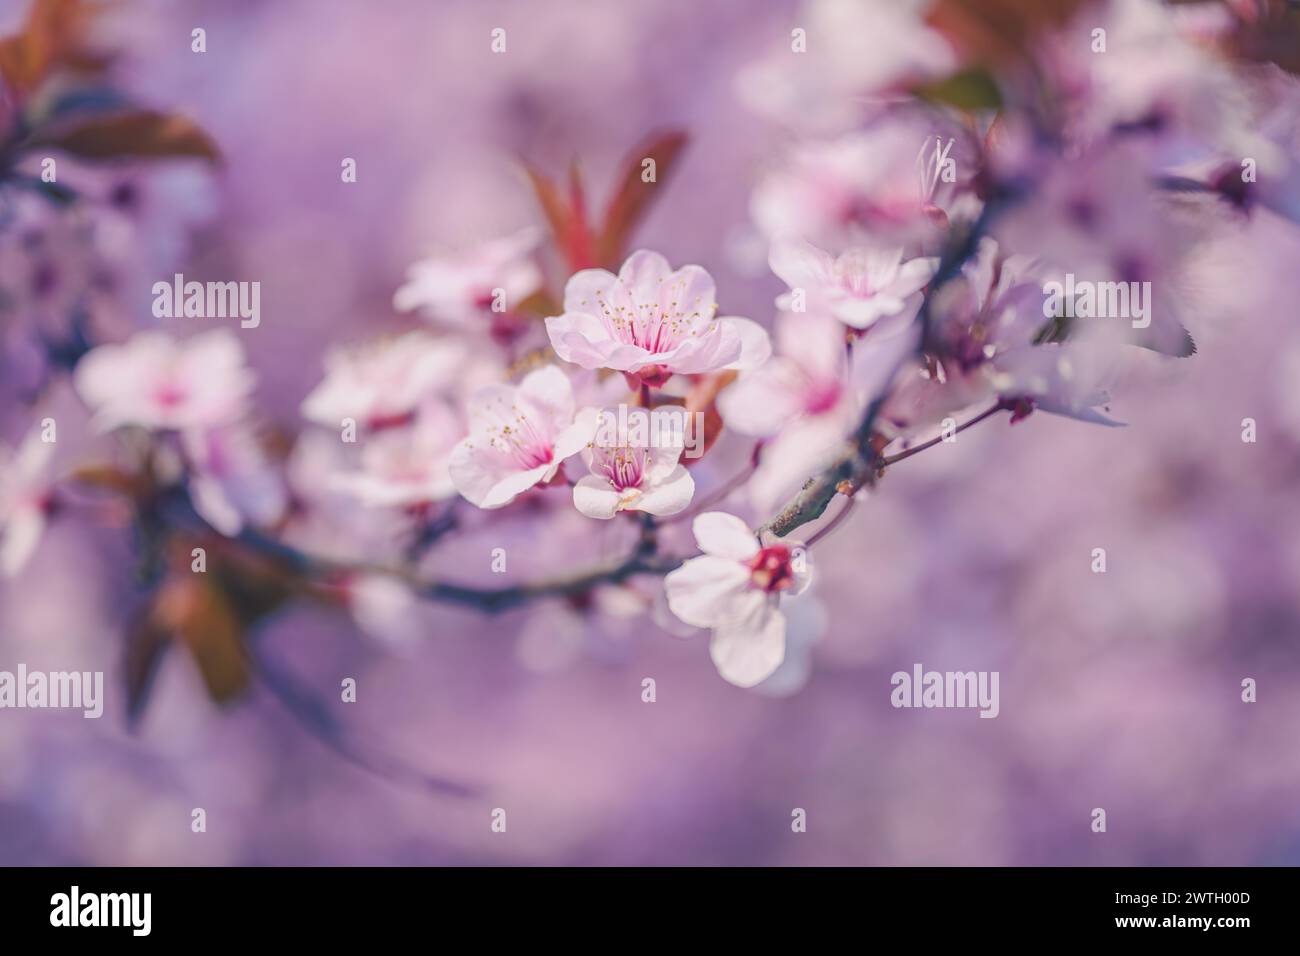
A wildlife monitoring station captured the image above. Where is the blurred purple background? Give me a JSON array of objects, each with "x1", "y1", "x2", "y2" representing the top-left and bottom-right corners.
[{"x1": 2, "y1": 0, "x2": 1299, "y2": 866}]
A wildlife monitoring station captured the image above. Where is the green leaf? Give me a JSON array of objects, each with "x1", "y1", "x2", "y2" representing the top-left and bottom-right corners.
[{"x1": 915, "y1": 68, "x2": 1003, "y2": 111}]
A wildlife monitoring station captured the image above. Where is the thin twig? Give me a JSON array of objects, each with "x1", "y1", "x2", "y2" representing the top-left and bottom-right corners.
[
  {"x1": 663, "y1": 441, "x2": 762, "y2": 524},
  {"x1": 879, "y1": 400, "x2": 1009, "y2": 467}
]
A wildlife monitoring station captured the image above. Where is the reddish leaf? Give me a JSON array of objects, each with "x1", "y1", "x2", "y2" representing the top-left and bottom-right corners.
[
  {"x1": 596, "y1": 130, "x2": 688, "y2": 268},
  {"x1": 154, "y1": 574, "x2": 251, "y2": 704},
  {"x1": 1227, "y1": 4, "x2": 1300, "y2": 75},
  {"x1": 524, "y1": 164, "x2": 595, "y2": 272},
  {"x1": 0, "y1": 0, "x2": 107, "y2": 96},
  {"x1": 684, "y1": 370, "x2": 736, "y2": 461},
  {"x1": 27, "y1": 109, "x2": 221, "y2": 162},
  {"x1": 69, "y1": 463, "x2": 150, "y2": 498},
  {"x1": 122, "y1": 606, "x2": 172, "y2": 727},
  {"x1": 926, "y1": 0, "x2": 1089, "y2": 66},
  {"x1": 524, "y1": 166, "x2": 574, "y2": 247},
  {"x1": 566, "y1": 160, "x2": 596, "y2": 269}
]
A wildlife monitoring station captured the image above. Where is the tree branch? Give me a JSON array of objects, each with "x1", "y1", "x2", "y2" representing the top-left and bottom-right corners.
[
  {"x1": 236, "y1": 512, "x2": 682, "y2": 615},
  {"x1": 230, "y1": 203, "x2": 1016, "y2": 606}
]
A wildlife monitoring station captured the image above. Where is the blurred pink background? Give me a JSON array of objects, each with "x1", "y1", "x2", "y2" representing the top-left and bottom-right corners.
[{"x1": 2, "y1": 0, "x2": 1299, "y2": 865}]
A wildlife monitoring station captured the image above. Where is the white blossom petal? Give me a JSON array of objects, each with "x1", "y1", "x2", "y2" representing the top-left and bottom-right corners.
[
  {"x1": 633, "y1": 465, "x2": 694, "y2": 516},
  {"x1": 663, "y1": 554, "x2": 752, "y2": 628},
  {"x1": 710, "y1": 596, "x2": 787, "y2": 688},
  {"x1": 573, "y1": 475, "x2": 622, "y2": 519},
  {"x1": 692, "y1": 511, "x2": 759, "y2": 560}
]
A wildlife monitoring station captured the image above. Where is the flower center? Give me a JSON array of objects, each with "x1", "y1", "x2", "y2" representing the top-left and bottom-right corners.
[
  {"x1": 153, "y1": 380, "x2": 187, "y2": 409},
  {"x1": 599, "y1": 445, "x2": 647, "y2": 492},
  {"x1": 803, "y1": 378, "x2": 842, "y2": 416},
  {"x1": 833, "y1": 250, "x2": 878, "y2": 297},
  {"x1": 748, "y1": 545, "x2": 795, "y2": 593},
  {"x1": 485, "y1": 405, "x2": 555, "y2": 470},
  {"x1": 367, "y1": 410, "x2": 417, "y2": 431},
  {"x1": 591, "y1": 279, "x2": 717, "y2": 354}
]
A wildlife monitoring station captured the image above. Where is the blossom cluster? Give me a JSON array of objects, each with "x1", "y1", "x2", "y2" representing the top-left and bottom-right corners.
[{"x1": 6, "y1": 0, "x2": 1300, "y2": 699}]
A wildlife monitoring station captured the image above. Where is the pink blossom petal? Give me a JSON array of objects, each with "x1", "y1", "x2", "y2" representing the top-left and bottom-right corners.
[
  {"x1": 776, "y1": 312, "x2": 846, "y2": 383},
  {"x1": 518, "y1": 365, "x2": 576, "y2": 424},
  {"x1": 719, "y1": 317, "x2": 773, "y2": 370},
  {"x1": 656, "y1": 330, "x2": 739, "y2": 375},
  {"x1": 617, "y1": 249, "x2": 677, "y2": 295},
  {"x1": 563, "y1": 267, "x2": 624, "y2": 315},
  {"x1": 748, "y1": 415, "x2": 854, "y2": 513},
  {"x1": 0, "y1": 507, "x2": 46, "y2": 577},
  {"x1": 448, "y1": 443, "x2": 551, "y2": 510},
  {"x1": 553, "y1": 408, "x2": 600, "y2": 462},
  {"x1": 768, "y1": 236, "x2": 831, "y2": 290},
  {"x1": 891, "y1": 256, "x2": 940, "y2": 298},
  {"x1": 717, "y1": 363, "x2": 804, "y2": 437}
]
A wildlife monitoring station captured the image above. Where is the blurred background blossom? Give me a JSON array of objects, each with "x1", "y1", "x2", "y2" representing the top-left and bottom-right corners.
[{"x1": 2, "y1": 0, "x2": 1300, "y2": 866}]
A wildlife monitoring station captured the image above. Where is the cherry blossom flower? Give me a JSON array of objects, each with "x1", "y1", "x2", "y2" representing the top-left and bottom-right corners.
[
  {"x1": 751, "y1": 113, "x2": 976, "y2": 248},
  {"x1": 301, "y1": 331, "x2": 465, "y2": 430},
  {"x1": 182, "y1": 424, "x2": 288, "y2": 536},
  {"x1": 664, "y1": 512, "x2": 812, "y2": 687},
  {"x1": 449, "y1": 365, "x2": 597, "y2": 509},
  {"x1": 393, "y1": 228, "x2": 543, "y2": 326},
  {"x1": 329, "y1": 400, "x2": 463, "y2": 508},
  {"x1": 279, "y1": 431, "x2": 413, "y2": 566},
  {"x1": 0, "y1": 188, "x2": 104, "y2": 332},
  {"x1": 73, "y1": 329, "x2": 255, "y2": 431},
  {"x1": 881, "y1": 239, "x2": 1124, "y2": 434},
  {"x1": 544, "y1": 250, "x2": 770, "y2": 384},
  {"x1": 572, "y1": 430, "x2": 694, "y2": 519},
  {"x1": 769, "y1": 237, "x2": 937, "y2": 331},
  {"x1": 719, "y1": 314, "x2": 853, "y2": 440},
  {"x1": 80, "y1": 162, "x2": 219, "y2": 308},
  {"x1": 994, "y1": 142, "x2": 1197, "y2": 358},
  {"x1": 720, "y1": 313, "x2": 919, "y2": 510},
  {"x1": 0, "y1": 426, "x2": 57, "y2": 577},
  {"x1": 737, "y1": 0, "x2": 954, "y2": 133},
  {"x1": 1041, "y1": 0, "x2": 1236, "y2": 158},
  {"x1": 949, "y1": 242, "x2": 1127, "y2": 425},
  {"x1": 1224, "y1": 70, "x2": 1300, "y2": 225},
  {"x1": 987, "y1": 339, "x2": 1125, "y2": 427}
]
